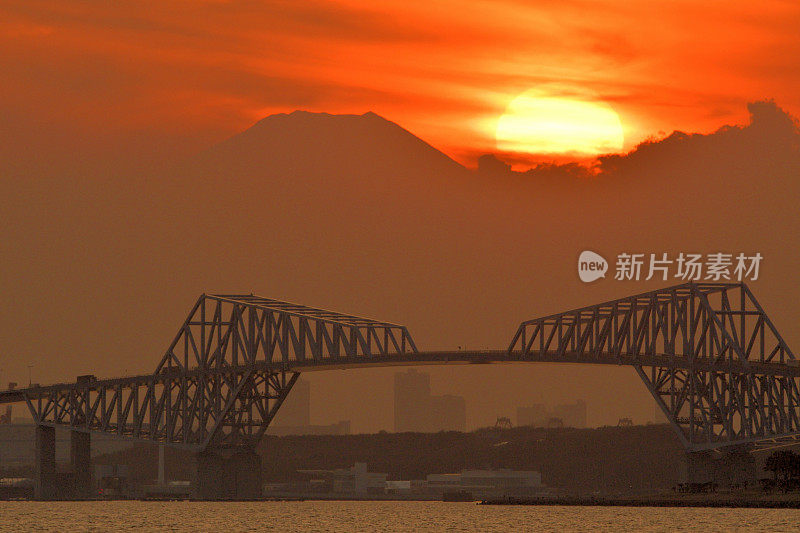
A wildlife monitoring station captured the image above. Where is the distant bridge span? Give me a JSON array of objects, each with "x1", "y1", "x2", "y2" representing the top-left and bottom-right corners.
[{"x1": 2, "y1": 282, "x2": 799, "y2": 458}]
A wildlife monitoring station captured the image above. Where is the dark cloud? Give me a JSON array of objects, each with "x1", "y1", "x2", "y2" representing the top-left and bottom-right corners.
[
  {"x1": 479, "y1": 100, "x2": 800, "y2": 188},
  {"x1": 597, "y1": 100, "x2": 799, "y2": 176}
]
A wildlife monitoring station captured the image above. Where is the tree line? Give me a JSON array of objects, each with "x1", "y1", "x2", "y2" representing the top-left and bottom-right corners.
[{"x1": 763, "y1": 450, "x2": 800, "y2": 492}]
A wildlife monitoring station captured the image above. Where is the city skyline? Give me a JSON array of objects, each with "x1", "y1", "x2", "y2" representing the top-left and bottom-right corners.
[{"x1": 394, "y1": 369, "x2": 467, "y2": 433}]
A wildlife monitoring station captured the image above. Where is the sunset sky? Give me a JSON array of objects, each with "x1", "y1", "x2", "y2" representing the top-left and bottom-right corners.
[
  {"x1": 2, "y1": 1, "x2": 800, "y2": 168},
  {"x1": 2, "y1": 2, "x2": 800, "y2": 431}
]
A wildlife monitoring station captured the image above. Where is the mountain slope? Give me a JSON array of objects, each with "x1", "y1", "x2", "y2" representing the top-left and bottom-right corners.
[
  {"x1": 183, "y1": 111, "x2": 470, "y2": 202},
  {"x1": 204, "y1": 110, "x2": 465, "y2": 176}
]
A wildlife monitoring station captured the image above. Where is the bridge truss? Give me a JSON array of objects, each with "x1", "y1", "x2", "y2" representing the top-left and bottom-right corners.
[
  {"x1": 508, "y1": 282, "x2": 799, "y2": 451},
  {"x1": 2, "y1": 294, "x2": 416, "y2": 451},
  {"x1": 1, "y1": 283, "x2": 798, "y2": 454}
]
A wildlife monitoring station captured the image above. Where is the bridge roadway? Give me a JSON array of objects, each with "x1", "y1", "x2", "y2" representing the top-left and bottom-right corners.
[{"x1": 2, "y1": 349, "x2": 799, "y2": 405}]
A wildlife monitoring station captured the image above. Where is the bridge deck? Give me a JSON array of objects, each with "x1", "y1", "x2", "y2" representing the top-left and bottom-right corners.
[{"x1": 2, "y1": 350, "x2": 798, "y2": 404}]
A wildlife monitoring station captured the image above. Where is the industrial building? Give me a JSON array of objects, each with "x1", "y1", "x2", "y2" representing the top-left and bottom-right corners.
[
  {"x1": 264, "y1": 464, "x2": 545, "y2": 500},
  {"x1": 331, "y1": 463, "x2": 387, "y2": 494},
  {"x1": 427, "y1": 469, "x2": 543, "y2": 498}
]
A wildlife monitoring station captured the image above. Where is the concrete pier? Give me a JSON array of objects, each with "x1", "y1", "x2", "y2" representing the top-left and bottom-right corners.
[
  {"x1": 34, "y1": 425, "x2": 93, "y2": 499},
  {"x1": 70, "y1": 430, "x2": 92, "y2": 498},
  {"x1": 34, "y1": 425, "x2": 56, "y2": 500},
  {"x1": 158, "y1": 444, "x2": 166, "y2": 486},
  {"x1": 193, "y1": 447, "x2": 262, "y2": 500}
]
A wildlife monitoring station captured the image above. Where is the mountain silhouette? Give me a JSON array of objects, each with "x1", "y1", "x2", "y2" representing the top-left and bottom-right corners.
[
  {"x1": 200, "y1": 110, "x2": 466, "y2": 177},
  {"x1": 170, "y1": 111, "x2": 486, "y2": 292},
  {"x1": 183, "y1": 110, "x2": 473, "y2": 208}
]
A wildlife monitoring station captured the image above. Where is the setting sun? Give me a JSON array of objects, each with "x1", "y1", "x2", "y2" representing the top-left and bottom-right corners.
[{"x1": 496, "y1": 91, "x2": 625, "y2": 156}]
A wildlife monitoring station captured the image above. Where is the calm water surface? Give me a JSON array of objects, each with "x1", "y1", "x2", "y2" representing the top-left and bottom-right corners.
[{"x1": 1, "y1": 501, "x2": 799, "y2": 532}]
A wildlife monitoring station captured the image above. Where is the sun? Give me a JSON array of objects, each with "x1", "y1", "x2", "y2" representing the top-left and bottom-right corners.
[{"x1": 496, "y1": 90, "x2": 624, "y2": 156}]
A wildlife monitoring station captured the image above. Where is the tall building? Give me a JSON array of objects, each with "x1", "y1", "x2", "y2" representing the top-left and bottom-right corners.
[
  {"x1": 267, "y1": 379, "x2": 350, "y2": 436},
  {"x1": 552, "y1": 400, "x2": 587, "y2": 428},
  {"x1": 274, "y1": 378, "x2": 311, "y2": 427},
  {"x1": 394, "y1": 370, "x2": 466, "y2": 432},
  {"x1": 394, "y1": 369, "x2": 431, "y2": 432},
  {"x1": 654, "y1": 401, "x2": 667, "y2": 423}
]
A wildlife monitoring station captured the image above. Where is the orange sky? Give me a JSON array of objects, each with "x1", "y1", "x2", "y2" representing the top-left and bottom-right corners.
[
  {"x1": 2, "y1": 2, "x2": 800, "y2": 431},
  {"x1": 2, "y1": 1, "x2": 799, "y2": 167}
]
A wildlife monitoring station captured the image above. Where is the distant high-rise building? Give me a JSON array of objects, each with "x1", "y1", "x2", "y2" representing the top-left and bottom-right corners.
[
  {"x1": 429, "y1": 394, "x2": 466, "y2": 432},
  {"x1": 268, "y1": 379, "x2": 350, "y2": 436},
  {"x1": 274, "y1": 378, "x2": 310, "y2": 427},
  {"x1": 394, "y1": 370, "x2": 466, "y2": 432},
  {"x1": 394, "y1": 369, "x2": 431, "y2": 432},
  {"x1": 553, "y1": 400, "x2": 587, "y2": 428},
  {"x1": 654, "y1": 401, "x2": 667, "y2": 423}
]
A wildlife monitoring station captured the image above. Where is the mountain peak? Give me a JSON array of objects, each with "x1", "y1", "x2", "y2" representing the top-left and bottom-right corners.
[
  {"x1": 197, "y1": 110, "x2": 465, "y2": 178},
  {"x1": 252, "y1": 109, "x2": 387, "y2": 126}
]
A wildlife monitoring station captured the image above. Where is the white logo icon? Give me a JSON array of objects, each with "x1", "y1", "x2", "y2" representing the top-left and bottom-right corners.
[{"x1": 578, "y1": 251, "x2": 608, "y2": 282}]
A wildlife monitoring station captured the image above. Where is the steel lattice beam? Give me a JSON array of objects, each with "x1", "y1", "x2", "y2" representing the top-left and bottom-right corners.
[
  {"x1": 13, "y1": 364, "x2": 297, "y2": 451},
  {"x1": 157, "y1": 294, "x2": 417, "y2": 373},
  {"x1": 508, "y1": 282, "x2": 799, "y2": 451},
  {"x1": 2, "y1": 294, "x2": 417, "y2": 452}
]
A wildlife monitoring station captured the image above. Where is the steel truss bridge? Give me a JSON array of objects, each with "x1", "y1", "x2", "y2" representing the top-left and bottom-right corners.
[{"x1": 1, "y1": 283, "x2": 799, "y2": 456}]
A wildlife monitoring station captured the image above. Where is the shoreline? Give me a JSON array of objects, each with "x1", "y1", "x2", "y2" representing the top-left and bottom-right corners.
[
  {"x1": 3, "y1": 493, "x2": 800, "y2": 508},
  {"x1": 479, "y1": 496, "x2": 800, "y2": 509}
]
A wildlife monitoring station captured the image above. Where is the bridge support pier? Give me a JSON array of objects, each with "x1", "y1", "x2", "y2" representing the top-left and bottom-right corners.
[
  {"x1": 34, "y1": 425, "x2": 56, "y2": 500},
  {"x1": 192, "y1": 447, "x2": 262, "y2": 500},
  {"x1": 35, "y1": 426, "x2": 93, "y2": 500},
  {"x1": 70, "y1": 430, "x2": 92, "y2": 498}
]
